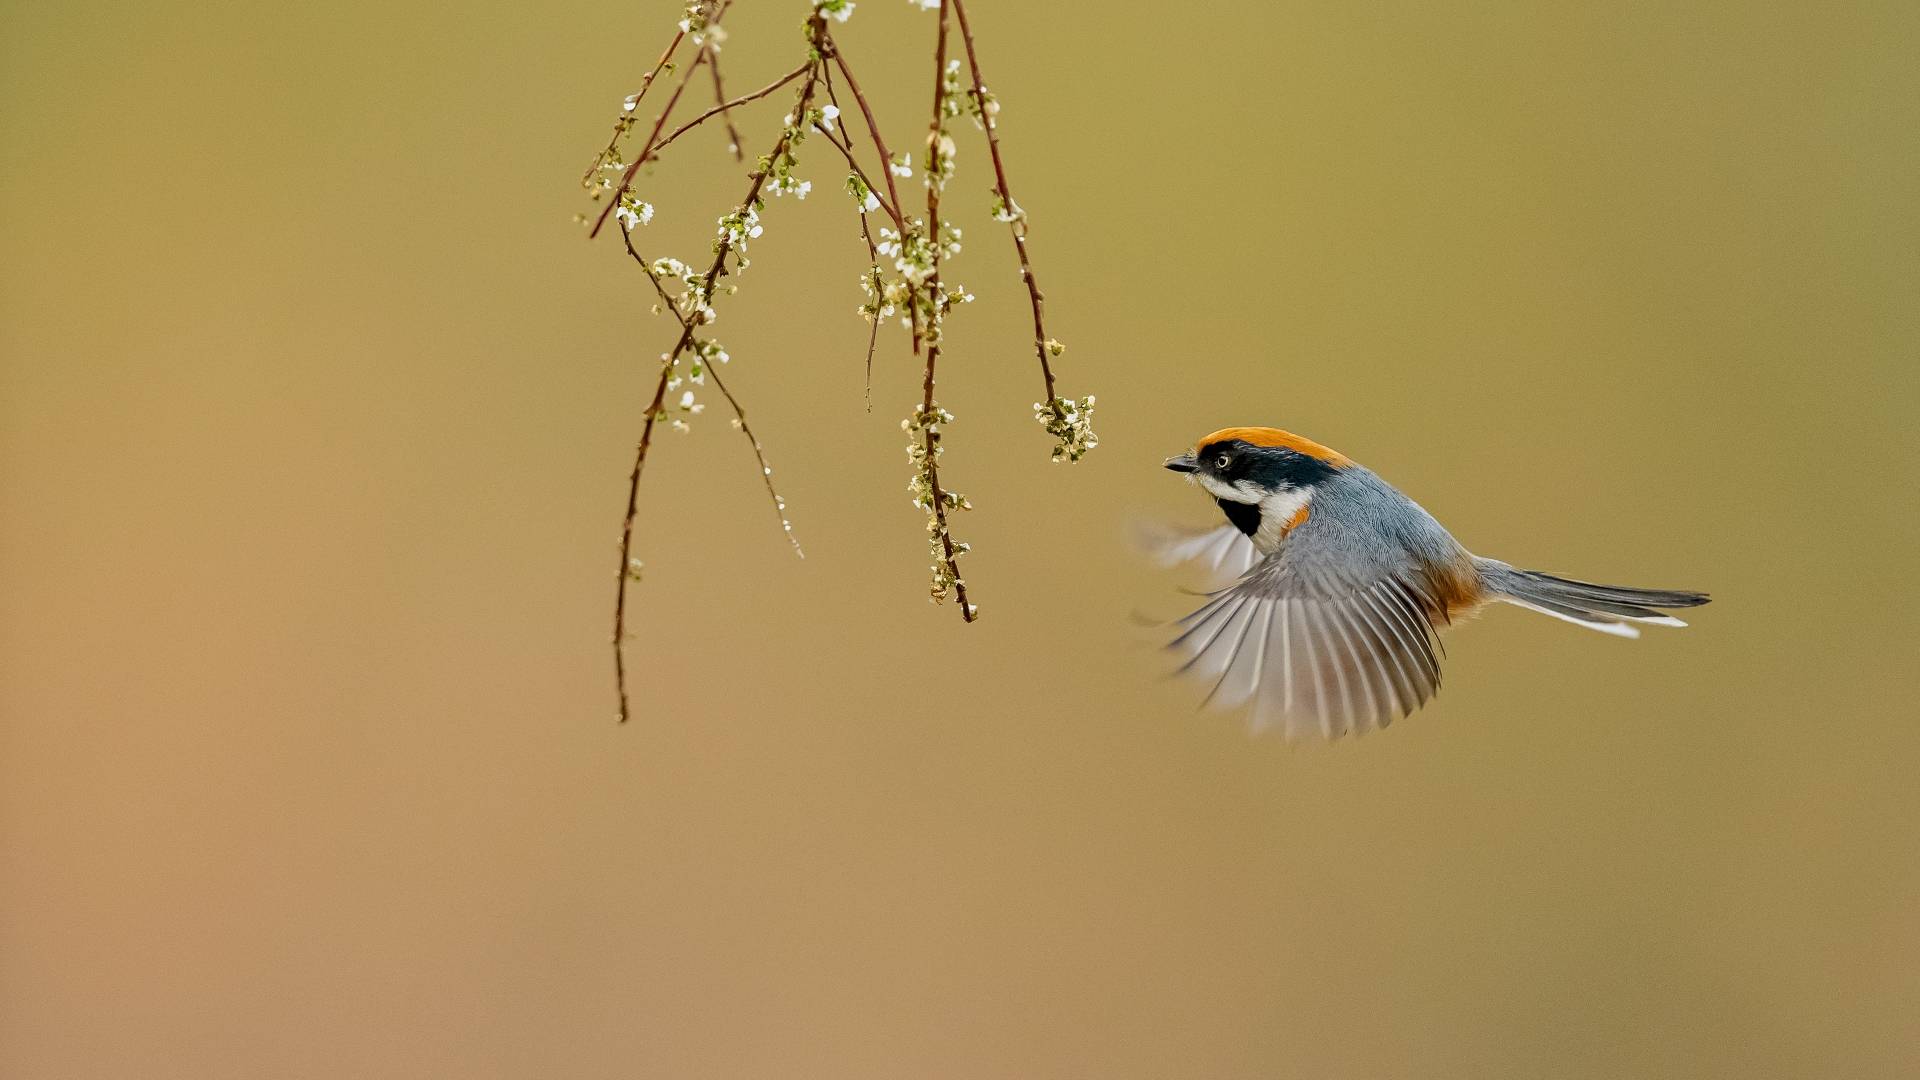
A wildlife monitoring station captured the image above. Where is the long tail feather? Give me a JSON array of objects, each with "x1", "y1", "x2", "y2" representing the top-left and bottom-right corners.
[{"x1": 1477, "y1": 559, "x2": 1708, "y2": 636}]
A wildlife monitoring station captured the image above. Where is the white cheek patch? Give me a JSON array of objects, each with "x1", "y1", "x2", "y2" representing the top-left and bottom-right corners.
[{"x1": 1196, "y1": 474, "x2": 1263, "y2": 504}]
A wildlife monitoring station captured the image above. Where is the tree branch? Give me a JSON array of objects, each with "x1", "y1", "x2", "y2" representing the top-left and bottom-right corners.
[
  {"x1": 619, "y1": 226, "x2": 803, "y2": 560},
  {"x1": 581, "y1": 28, "x2": 688, "y2": 190},
  {"x1": 588, "y1": 7, "x2": 743, "y2": 240},
  {"x1": 707, "y1": 52, "x2": 747, "y2": 161},
  {"x1": 825, "y1": 34, "x2": 924, "y2": 354},
  {"x1": 613, "y1": 52, "x2": 826, "y2": 722},
  {"x1": 822, "y1": 60, "x2": 886, "y2": 409},
  {"x1": 915, "y1": 0, "x2": 974, "y2": 623},
  {"x1": 650, "y1": 62, "x2": 812, "y2": 166},
  {"x1": 951, "y1": 0, "x2": 1059, "y2": 408},
  {"x1": 809, "y1": 119, "x2": 903, "y2": 233}
]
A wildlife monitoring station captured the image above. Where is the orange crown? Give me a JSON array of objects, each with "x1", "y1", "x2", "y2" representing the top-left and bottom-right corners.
[{"x1": 1196, "y1": 427, "x2": 1353, "y2": 467}]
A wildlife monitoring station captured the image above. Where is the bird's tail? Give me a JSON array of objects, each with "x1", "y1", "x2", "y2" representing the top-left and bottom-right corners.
[{"x1": 1474, "y1": 558, "x2": 1709, "y2": 639}]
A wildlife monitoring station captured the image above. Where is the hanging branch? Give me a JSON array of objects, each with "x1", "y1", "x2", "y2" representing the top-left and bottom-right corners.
[
  {"x1": 903, "y1": 1, "x2": 974, "y2": 620},
  {"x1": 581, "y1": 0, "x2": 1095, "y2": 722},
  {"x1": 587, "y1": 3, "x2": 740, "y2": 239},
  {"x1": 813, "y1": 86, "x2": 889, "y2": 403},
  {"x1": 826, "y1": 37, "x2": 924, "y2": 354},
  {"x1": 609, "y1": 24, "x2": 825, "y2": 723},
  {"x1": 652, "y1": 62, "x2": 812, "y2": 164},
  {"x1": 580, "y1": 29, "x2": 689, "y2": 191},
  {"x1": 950, "y1": 0, "x2": 1092, "y2": 461},
  {"x1": 619, "y1": 226, "x2": 800, "y2": 563}
]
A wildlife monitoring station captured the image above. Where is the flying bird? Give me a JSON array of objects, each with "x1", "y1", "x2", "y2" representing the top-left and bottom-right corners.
[{"x1": 1153, "y1": 427, "x2": 1708, "y2": 739}]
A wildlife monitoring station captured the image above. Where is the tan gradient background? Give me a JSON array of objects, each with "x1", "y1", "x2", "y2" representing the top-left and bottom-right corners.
[{"x1": 3, "y1": 0, "x2": 1917, "y2": 1076}]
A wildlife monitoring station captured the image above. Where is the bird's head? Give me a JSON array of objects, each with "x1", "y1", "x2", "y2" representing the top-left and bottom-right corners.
[{"x1": 1164, "y1": 426, "x2": 1354, "y2": 505}]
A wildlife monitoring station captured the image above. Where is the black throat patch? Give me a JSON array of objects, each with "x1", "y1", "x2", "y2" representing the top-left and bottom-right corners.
[{"x1": 1216, "y1": 498, "x2": 1263, "y2": 538}]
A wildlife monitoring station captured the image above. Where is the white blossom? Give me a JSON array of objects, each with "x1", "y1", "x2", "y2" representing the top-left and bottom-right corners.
[{"x1": 614, "y1": 199, "x2": 654, "y2": 231}]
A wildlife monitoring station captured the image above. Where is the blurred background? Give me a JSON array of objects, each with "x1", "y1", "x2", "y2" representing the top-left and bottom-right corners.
[{"x1": 3, "y1": 1, "x2": 1916, "y2": 1076}]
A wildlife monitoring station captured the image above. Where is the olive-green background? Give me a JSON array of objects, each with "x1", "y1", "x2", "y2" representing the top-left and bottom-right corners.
[{"x1": 3, "y1": 1, "x2": 1916, "y2": 1076}]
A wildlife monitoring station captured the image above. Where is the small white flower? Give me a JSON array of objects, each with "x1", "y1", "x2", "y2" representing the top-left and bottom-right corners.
[
  {"x1": 820, "y1": 104, "x2": 840, "y2": 132},
  {"x1": 614, "y1": 200, "x2": 654, "y2": 231},
  {"x1": 679, "y1": 390, "x2": 696, "y2": 409}
]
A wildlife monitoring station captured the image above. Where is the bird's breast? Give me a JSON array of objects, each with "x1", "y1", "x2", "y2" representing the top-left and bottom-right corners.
[{"x1": 1249, "y1": 487, "x2": 1314, "y2": 554}]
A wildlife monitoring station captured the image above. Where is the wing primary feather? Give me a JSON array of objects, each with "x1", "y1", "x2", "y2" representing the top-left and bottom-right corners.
[
  {"x1": 1168, "y1": 595, "x2": 1243, "y2": 651},
  {"x1": 1401, "y1": 579, "x2": 1451, "y2": 656},
  {"x1": 1171, "y1": 598, "x2": 1250, "y2": 674},
  {"x1": 1323, "y1": 599, "x2": 1380, "y2": 734},
  {"x1": 1307, "y1": 604, "x2": 1349, "y2": 739},
  {"x1": 1323, "y1": 606, "x2": 1357, "y2": 738},
  {"x1": 1200, "y1": 600, "x2": 1262, "y2": 708},
  {"x1": 1278, "y1": 599, "x2": 1295, "y2": 713},
  {"x1": 1359, "y1": 585, "x2": 1428, "y2": 713},
  {"x1": 1354, "y1": 586, "x2": 1413, "y2": 712},
  {"x1": 1172, "y1": 591, "x2": 1236, "y2": 629},
  {"x1": 1349, "y1": 597, "x2": 1403, "y2": 730},
  {"x1": 1244, "y1": 591, "x2": 1274, "y2": 703},
  {"x1": 1248, "y1": 601, "x2": 1285, "y2": 734},
  {"x1": 1342, "y1": 597, "x2": 1397, "y2": 732},
  {"x1": 1390, "y1": 576, "x2": 1443, "y2": 676},
  {"x1": 1372, "y1": 593, "x2": 1426, "y2": 722},
  {"x1": 1299, "y1": 601, "x2": 1327, "y2": 741},
  {"x1": 1336, "y1": 595, "x2": 1401, "y2": 728}
]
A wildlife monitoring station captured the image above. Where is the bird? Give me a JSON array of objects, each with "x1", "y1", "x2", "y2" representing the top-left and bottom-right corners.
[{"x1": 1151, "y1": 426, "x2": 1708, "y2": 740}]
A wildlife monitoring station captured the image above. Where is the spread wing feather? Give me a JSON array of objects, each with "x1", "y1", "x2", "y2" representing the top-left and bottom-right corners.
[
  {"x1": 1167, "y1": 556, "x2": 1447, "y2": 741},
  {"x1": 1133, "y1": 521, "x2": 1259, "y2": 582}
]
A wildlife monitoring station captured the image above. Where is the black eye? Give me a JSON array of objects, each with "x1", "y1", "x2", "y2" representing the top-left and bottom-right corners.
[{"x1": 1215, "y1": 454, "x2": 1231, "y2": 470}]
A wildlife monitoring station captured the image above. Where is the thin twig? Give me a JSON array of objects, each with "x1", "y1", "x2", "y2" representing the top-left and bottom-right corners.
[
  {"x1": 707, "y1": 52, "x2": 747, "y2": 161},
  {"x1": 581, "y1": 1, "x2": 738, "y2": 193},
  {"x1": 589, "y1": 10, "x2": 742, "y2": 240},
  {"x1": 619, "y1": 226, "x2": 803, "y2": 559},
  {"x1": 825, "y1": 35, "x2": 922, "y2": 354},
  {"x1": 581, "y1": 29, "x2": 688, "y2": 189},
  {"x1": 810, "y1": 120, "x2": 903, "y2": 231},
  {"x1": 917, "y1": 1, "x2": 973, "y2": 623},
  {"x1": 822, "y1": 62, "x2": 885, "y2": 409},
  {"x1": 703, "y1": 363, "x2": 802, "y2": 559},
  {"x1": 951, "y1": 0, "x2": 1060, "y2": 408},
  {"x1": 650, "y1": 63, "x2": 812, "y2": 166},
  {"x1": 825, "y1": 39, "x2": 905, "y2": 221},
  {"x1": 613, "y1": 49, "x2": 826, "y2": 721}
]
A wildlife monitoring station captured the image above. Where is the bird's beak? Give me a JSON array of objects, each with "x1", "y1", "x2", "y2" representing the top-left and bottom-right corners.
[{"x1": 1163, "y1": 452, "x2": 1199, "y2": 473}]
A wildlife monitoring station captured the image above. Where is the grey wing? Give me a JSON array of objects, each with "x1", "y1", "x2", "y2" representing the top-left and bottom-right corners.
[
  {"x1": 1165, "y1": 533, "x2": 1447, "y2": 741},
  {"x1": 1133, "y1": 520, "x2": 1259, "y2": 581}
]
